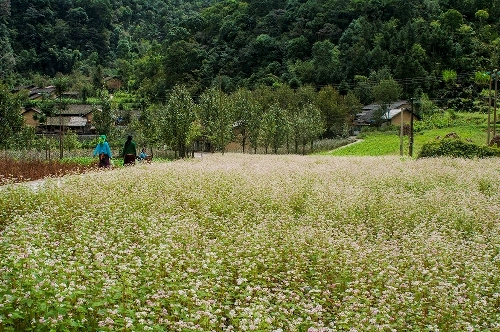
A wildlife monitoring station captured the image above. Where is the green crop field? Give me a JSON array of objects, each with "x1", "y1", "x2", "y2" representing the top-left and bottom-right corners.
[{"x1": 1, "y1": 154, "x2": 500, "y2": 331}]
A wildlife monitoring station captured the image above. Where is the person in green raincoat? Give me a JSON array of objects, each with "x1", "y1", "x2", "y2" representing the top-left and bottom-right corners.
[{"x1": 121, "y1": 135, "x2": 137, "y2": 165}]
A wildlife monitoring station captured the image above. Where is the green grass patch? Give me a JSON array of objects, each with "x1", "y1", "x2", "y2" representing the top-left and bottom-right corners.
[
  {"x1": 320, "y1": 131, "x2": 403, "y2": 156},
  {"x1": 60, "y1": 156, "x2": 96, "y2": 166},
  {"x1": 322, "y1": 112, "x2": 493, "y2": 157}
]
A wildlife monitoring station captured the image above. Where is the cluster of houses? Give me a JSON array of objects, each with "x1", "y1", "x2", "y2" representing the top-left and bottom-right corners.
[
  {"x1": 15, "y1": 85, "x2": 99, "y2": 135},
  {"x1": 16, "y1": 85, "x2": 417, "y2": 138}
]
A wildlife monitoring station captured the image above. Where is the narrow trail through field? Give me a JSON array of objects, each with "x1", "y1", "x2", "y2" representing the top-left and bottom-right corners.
[
  {"x1": 332, "y1": 138, "x2": 363, "y2": 150},
  {"x1": 0, "y1": 176, "x2": 68, "y2": 192}
]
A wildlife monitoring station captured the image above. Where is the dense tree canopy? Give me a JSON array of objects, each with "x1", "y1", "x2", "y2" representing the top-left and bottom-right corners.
[{"x1": 1, "y1": 0, "x2": 497, "y2": 100}]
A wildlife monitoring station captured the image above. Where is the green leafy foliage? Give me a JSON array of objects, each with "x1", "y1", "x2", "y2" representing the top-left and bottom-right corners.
[
  {"x1": 3, "y1": 0, "x2": 500, "y2": 104},
  {"x1": 198, "y1": 87, "x2": 234, "y2": 153},
  {"x1": 161, "y1": 85, "x2": 198, "y2": 157},
  {"x1": 0, "y1": 82, "x2": 25, "y2": 148},
  {"x1": 92, "y1": 93, "x2": 114, "y2": 137},
  {"x1": 418, "y1": 136, "x2": 500, "y2": 158}
]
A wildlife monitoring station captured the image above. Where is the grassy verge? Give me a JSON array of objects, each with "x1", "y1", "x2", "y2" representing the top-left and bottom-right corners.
[{"x1": 321, "y1": 112, "x2": 493, "y2": 157}]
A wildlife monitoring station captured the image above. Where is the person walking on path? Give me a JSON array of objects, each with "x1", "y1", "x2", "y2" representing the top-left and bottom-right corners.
[
  {"x1": 93, "y1": 134, "x2": 113, "y2": 168},
  {"x1": 122, "y1": 135, "x2": 137, "y2": 166}
]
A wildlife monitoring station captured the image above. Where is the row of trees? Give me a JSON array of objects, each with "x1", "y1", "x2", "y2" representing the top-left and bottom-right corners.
[
  {"x1": 125, "y1": 83, "x2": 361, "y2": 157},
  {"x1": 1, "y1": 79, "x2": 363, "y2": 156}
]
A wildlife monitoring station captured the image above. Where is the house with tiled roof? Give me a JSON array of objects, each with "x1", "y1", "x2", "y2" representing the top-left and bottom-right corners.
[
  {"x1": 12, "y1": 85, "x2": 57, "y2": 100},
  {"x1": 29, "y1": 86, "x2": 56, "y2": 100},
  {"x1": 43, "y1": 104, "x2": 99, "y2": 134},
  {"x1": 353, "y1": 100, "x2": 417, "y2": 134}
]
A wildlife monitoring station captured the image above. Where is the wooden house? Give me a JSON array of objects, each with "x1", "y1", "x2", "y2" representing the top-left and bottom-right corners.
[
  {"x1": 43, "y1": 104, "x2": 98, "y2": 134},
  {"x1": 29, "y1": 86, "x2": 57, "y2": 100},
  {"x1": 104, "y1": 76, "x2": 122, "y2": 91},
  {"x1": 382, "y1": 107, "x2": 418, "y2": 126},
  {"x1": 353, "y1": 100, "x2": 417, "y2": 134},
  {"x1": 11, "y1": 85, "x2": 56, "y2": 100},
  {"x1": 20, "y1": 107, "x2": 42, "y2": 128},
  {"x1": 62, "y1": 91, "x2": 80, "y2": 99}
]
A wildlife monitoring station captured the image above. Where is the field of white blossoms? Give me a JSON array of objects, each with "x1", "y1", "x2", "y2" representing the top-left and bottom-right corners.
[{"x1": 1, "y1": 154, "x2": 500, "y2": 331}]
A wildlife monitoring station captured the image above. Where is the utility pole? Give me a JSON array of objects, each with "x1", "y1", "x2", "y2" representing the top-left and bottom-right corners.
[
  {"x1": 494, "y1": 69, "x2": 498, "y2": 138},
  {"x1": 399, "y1": 107, "x2": 404, "y2": 156},
  {"x1": 409, "y1": 98, "x2": 415, "y2": 157},
  {"x1": 488, "y1": 72, "x2": 492, "y2": 144}
]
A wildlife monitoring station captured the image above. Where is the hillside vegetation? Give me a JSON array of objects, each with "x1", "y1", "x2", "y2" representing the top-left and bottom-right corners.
[
  {"x1": 1, "y1": 1, "x2": 499, "y2": 159},
  {"x1": 1, "y1": 0, "x2": 498, "y2": 100}
]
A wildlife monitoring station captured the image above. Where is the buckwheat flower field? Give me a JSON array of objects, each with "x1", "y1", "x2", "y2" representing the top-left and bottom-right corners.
[{"x1": 1, "y1": 154, "x2": 500, "y2": 331}]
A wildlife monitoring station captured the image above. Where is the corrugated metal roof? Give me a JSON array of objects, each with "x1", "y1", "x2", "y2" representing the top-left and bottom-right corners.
[
  {"x1": 381, "y1": 108, "x2": 403, "y2": 120},
  {"x1": 355, "y1": 100, "x2": 410, "y2": 124}
]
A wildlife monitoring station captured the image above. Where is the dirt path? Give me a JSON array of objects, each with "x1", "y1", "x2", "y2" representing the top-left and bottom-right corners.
[{"x1": 0, "y1": 177, "x2": 64, "y2": 192}]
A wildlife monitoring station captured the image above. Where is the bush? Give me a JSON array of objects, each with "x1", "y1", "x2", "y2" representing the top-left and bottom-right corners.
[
  {"x1": 489, "y1": 134, "x2": 500, "y2": 148},
  {"x1": 418, "y1": 134, "x2": 500, "y2": 158},
  {"x1": 312, "y1": 137, "x2": 357, "y2": 152}
]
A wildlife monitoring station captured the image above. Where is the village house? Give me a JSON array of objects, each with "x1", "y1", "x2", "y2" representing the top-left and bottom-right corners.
[
  {"x1": 104, "y1": 76, "x2": 123, "y2": 91},
  {"x1": 12, "y1": 85, "x2": 57, "y2": 100},
  {"x1": 43, "y1": 104, "x2": 98, "y2": 135},
  {"x1": 353, "y1": 100, "x2": 418, "y2": 135},
  {"x1": 20, "y1": 107, "x2": 43, "y2": 129},
  {"x1": 62, "y1": 91, "x2": 80, "y2": 99}
]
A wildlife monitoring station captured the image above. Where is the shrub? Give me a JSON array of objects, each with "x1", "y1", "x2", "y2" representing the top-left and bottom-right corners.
[
  {"x1": 489, "y1": 134, "x2": 500, "y2": 148},
  {"x1": 418, "y1": 134, "x2": 500, "y2": 158},
  {"x1": 312, "y1": 137, "x2": 357, "y2": 152}
]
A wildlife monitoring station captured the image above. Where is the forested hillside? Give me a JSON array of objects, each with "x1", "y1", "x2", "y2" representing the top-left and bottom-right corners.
[{"x1": 1, "y1": 0, "x2": 499, "y2": 101}]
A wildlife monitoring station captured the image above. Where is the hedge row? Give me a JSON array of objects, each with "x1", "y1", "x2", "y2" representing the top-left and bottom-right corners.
[{"x1": 418, "y1": 137, "x2": 500, "y2": 159}]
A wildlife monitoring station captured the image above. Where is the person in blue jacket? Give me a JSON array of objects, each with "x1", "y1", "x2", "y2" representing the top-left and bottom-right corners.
[
  {"x1": 93, "y1": 134, "x2": 112, "y2": 168},
  {"x1": 138, "y1": 148, "x2": 147, "y2": 160}
]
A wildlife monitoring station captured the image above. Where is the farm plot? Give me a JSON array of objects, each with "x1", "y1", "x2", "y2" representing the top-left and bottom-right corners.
[{"x1": 1, "y1": 154, "x2": 500, "y2": 331}]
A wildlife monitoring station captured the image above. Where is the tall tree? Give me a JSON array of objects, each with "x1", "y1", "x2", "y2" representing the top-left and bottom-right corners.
[
  {"x1": 311, "y1": 40, "x2": 341, "y2": 86},
  {"x1": 93, "y1": 92, "x2": 114, "y2": 138},
  {"x1": 0, "y1": 82, "x2": 26, "y2": 149},
  {"x1": 300, "y1": 102, "x2": 324, "y2": 154},
  {"x1": 259, "y1": 103, "x2": 287, "y2": 154},
  {"x1": 372, "y1": 78, "x2": 403, "y2": 125},
  {"x1": 230, "y1": 87, "x2": 262, "y2": 153},
  {"x1": 161, "y1": 85, "x2": 197, "y2": 158},
  {"x1": 0, "y1": 0, "x2": 14, "y2": 80},
  {"x1": 316, "y1": 85, "x2": 350, "y2": 138},
  {"x1": 0, "y1": 24, "x2": 15, "y2": 80},
  {"x1": 198, "y1": 86, "x2": 233, "y2": 154},
  {"x1": 135, "y1": 105, "x2": 160, "y2": 156},
  {"x1": 54, "y1": 76, "x2": 69, "y2": 159}
]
